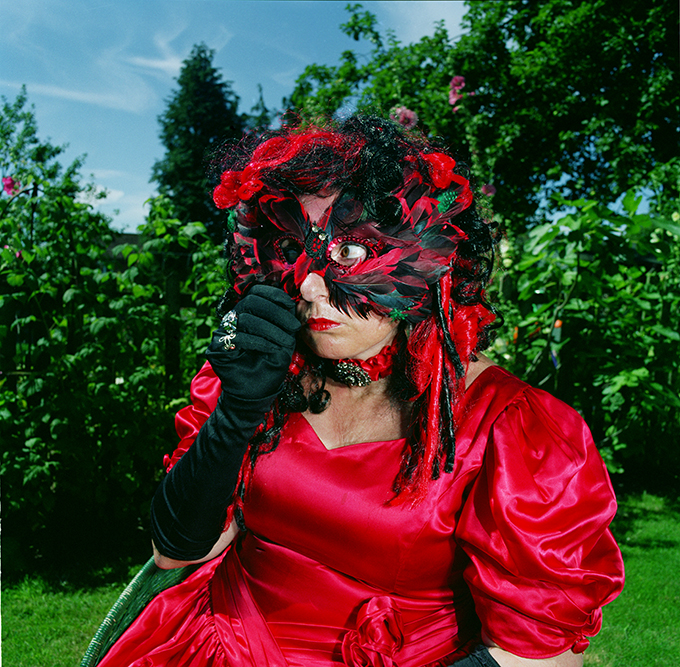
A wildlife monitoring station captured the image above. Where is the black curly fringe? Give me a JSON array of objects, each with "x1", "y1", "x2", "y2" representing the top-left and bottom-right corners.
[{"x1": 210, "y1": 114, "x2": 440, "y2": 222}]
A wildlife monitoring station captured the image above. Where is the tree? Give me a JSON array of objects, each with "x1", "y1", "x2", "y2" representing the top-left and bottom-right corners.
[
  {"x1": 245, "y1": 84, "x2": 275, "y2": 132},
  {"x1": 447, "y1": 0, "x2": 679, "y2": 226},
  {"x1": 151, "y1": 43, "x2": 244, "y2": 243},
  {"x1": 286, "y1": 0, "x2": 679, "y2": 230},
  {"x1": 1, "y1": 91, "x2": 225, "y2": 576},
  {"x1": 497, "y1": 195, "x2": 680, "y2": 490},
  {"x1": 151, "y1": 43, "x2": 242, "y2": 392},
  {"x1": 282, "y1": 2, "x2": 680, "y2": 488}
]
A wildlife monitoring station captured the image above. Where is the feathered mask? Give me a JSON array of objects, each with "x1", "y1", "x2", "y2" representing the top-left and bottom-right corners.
[{"x1": 214, "y1": 147, "x2": 474, "y2": 324}]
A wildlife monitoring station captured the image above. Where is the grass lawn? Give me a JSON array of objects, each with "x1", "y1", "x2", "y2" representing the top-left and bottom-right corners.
[
  {"x1": 2, "y1": 563, "x2": 144, "y2": 667},
  {"x1": 584, "y1": 493, "x2": 680, "y2": 666},
  {"x1": 3, "y1": 493, "x2": 679, "y2": 666}
]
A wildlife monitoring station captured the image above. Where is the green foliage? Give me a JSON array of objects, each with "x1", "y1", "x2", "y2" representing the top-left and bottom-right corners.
[
  {"x1": 151, "y1": 43, "x2": 244, "y2": 243},
  {"x1": 284, "y1": 2, "x2": 680, "y2": 486},
  {"x1": 1, "y1": 92, "x2": 225, "y2": 575},
  {"x1": 285, "y1": 7, "x2": 459, "y2": 127},
  {"x1": 287, "y1": 0, "x2": 679, "y2": 230},
  {"x1": 451, "y1": 0, "x2": 679, "y2": 227},
  {"x1": 491, "y1": 194, "x2": 680, "y2": 487},
  {"x1": 130, "y1": 195, "x2": 227, "y2": 389}
]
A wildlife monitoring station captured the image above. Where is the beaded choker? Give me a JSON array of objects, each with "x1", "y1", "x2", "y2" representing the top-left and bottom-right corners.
[{"x1": 327, "y1": 341, "x2": 398, "y2": 387}]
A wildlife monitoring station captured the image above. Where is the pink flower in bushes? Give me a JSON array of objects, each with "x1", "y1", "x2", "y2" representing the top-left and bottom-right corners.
[
  {"x1": 389, "y1": 106, "x2": 418, "y2": 130},
  {"x1": 450, "y1": 75, "x2": 466, "y2": 92},
  {"x1": 481, "y1": 183, "x2": 497, "y2": 196},
  {"x1": 2, "y1": 176, "x2": 20, "y2": 195},
  {"x1": 449, "y1": 91, "x2": 464, "y2": 106},
  {"x1": 448, "y1": 75, "x2": 476, "y2": 112}
]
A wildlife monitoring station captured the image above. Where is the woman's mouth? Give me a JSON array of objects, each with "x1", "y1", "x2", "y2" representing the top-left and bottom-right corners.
[{"x1": 305, "y1": 317, "x2": 341, "y2": 331}]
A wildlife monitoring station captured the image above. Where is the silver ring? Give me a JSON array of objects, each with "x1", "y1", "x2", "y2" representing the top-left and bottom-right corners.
[{"x1": 218, "y1": 310, "x2": 237, "y2": 350}]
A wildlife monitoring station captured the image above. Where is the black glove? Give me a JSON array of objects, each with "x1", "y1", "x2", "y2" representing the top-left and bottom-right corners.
[
  {"x1": 150, "y1": 286, "x2": 301, "y2": 561},
  {"x1": 206, "y1": 284, "x2": 300, "y2": 401},
  {"x1": 449, "y1": 645, "x2": 501, "y2": 667}
]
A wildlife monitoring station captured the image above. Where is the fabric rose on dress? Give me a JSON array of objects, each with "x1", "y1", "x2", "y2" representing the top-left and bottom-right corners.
[
  {"x1": 341, "y1": 596, "x2": 404, "y2": 667},
  {"x1": 389, "y1": 106, "x2": 418, "y2": 130}
]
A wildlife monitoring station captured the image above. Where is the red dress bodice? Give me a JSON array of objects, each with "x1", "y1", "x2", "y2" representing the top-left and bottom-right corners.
[{"x1": 98, "y1": 365, "x2": 624, "y2": 667}]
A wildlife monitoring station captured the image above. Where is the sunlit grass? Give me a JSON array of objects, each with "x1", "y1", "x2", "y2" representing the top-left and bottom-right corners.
[
  {"x1": 585, "y1": 493, "x2": 680, "y2": 666},
  {"x1": 3, "y1": 494, "x2": 678, "y2": 667},
  {"x1": 2, "y1": 564, "x2": 142, "y2": 667}
]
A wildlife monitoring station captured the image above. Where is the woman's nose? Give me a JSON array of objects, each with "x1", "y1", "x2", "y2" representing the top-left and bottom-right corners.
[{"x1": 299, "y1": 272, "x2": 329, "y2": 302}]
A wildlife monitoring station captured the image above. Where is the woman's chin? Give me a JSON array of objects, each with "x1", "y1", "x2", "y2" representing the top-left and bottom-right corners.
[{"x1": 300, "y1": 333, "x2": 345, "y2": 360}]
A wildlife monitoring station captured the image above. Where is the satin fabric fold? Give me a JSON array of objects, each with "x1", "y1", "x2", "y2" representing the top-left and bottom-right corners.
[
  {"x1": 97, "y1": 556, "x2": 226, "y2": 667},
  {"x1": 454, "y1": 384, "x2": 624, "y2": 657}
]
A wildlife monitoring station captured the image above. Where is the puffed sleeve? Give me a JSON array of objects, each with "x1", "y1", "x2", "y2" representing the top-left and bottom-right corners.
[
  {"x1": 162, "y1": 361, "x2": 221, "y2": 472},
  {"x1": 454, "y1": 386, "x2": 625, "y2": 658}
]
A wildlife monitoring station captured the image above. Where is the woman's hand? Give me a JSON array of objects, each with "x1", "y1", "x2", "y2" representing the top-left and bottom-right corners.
[{"x1": 206, "y1": 285, "x2": 301, "y2": 401}]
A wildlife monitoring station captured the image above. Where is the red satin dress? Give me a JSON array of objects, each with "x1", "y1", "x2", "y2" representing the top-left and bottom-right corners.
[{"x1": 98, "y1": 365, "x2": 624, "y2": 667}]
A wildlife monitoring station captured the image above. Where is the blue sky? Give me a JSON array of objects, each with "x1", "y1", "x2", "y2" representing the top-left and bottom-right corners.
[{"x1": 2, "y1": 0, "x2": 467, "y2": 231}]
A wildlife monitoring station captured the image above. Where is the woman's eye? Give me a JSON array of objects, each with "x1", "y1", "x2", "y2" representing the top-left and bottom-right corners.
[
  {"x1": 277, "y1": 238, "x2": 303, "y2": 264},
  {"x1": 330, "y1": 242, "x2": 368, "y2": 267}
]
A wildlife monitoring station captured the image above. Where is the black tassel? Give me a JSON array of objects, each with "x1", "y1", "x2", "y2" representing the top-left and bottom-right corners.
[
  {"x1": 434, "y1": 282, "x2": 466, "y2": 379},
  {"x1": 440, "y1": 363, "x2": 456, "y2": 473}
]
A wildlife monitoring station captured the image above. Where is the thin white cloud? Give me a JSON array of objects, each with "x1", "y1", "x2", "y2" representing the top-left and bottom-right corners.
[
  {"x1": 2, "y1": 3, "x2": 187, "y2": 112},
  {"x1": 1, "y1": 0, "x2": 47, "y2": 40},
  {"x1": 269, "y1": 67, "x2": 305, "y2": 91},
  {"x1": 124, "y1": 22, "x2": 189, "y2": 78},
  {"x1": 89, "y1": 169, "x2": 129, "y2": 180},
  {"x1": 77, "y1": 185, "x2": 125, "y2": 205},
  {"x1": 210, "y1": 25, "x2": 235, "y2": 55},
  {"x1": 125, "y1": 23, "x2": 234, "y2": 79},
  {"x1": 377, "y1": 1, "x2": 468, "y2": 44},
  {"x1": 102, "y1": 188, "x2": 125, "y2": 204},
  {"x1": 6, "y1": 81, "x2": 155, "y2": 113},
  {"x1": 126, "y1": 55, "x2": 184, "y2": 77}
]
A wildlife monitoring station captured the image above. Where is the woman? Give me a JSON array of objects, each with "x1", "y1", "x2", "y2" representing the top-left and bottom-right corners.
[{"x1": 99, "y1": 115, "x2": 623, "y2": 667}]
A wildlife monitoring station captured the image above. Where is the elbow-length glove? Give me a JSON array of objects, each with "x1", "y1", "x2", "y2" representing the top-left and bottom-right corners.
[{"x1": 150, "y1": 286, "x2": 301, "y2": 560}]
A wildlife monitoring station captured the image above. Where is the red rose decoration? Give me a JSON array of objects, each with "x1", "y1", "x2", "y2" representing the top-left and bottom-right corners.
[
  {"x1": 341, "y1": 596, "x2": 404, "y2": 667},
  {"x1": 213, "y1": 171, "x2": 241, "y2": 209},
  {"x1": 237, "y1": 178, "x2": 264, "y2": 201},
  {"x1": 212, "y1": 168, "x2": 264, "y2": 209},
  {"x1": 422, "y1": 153, "x2": 458, "y2": 189}
]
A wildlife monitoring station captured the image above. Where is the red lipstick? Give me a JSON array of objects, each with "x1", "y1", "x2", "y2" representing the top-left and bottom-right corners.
[{"x1": 305, "y1": 317, "x2": 341, "y2": 331}]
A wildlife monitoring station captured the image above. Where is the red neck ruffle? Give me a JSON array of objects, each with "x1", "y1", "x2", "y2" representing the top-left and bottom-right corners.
[
  {"x1": 288, "y1": 342, "x2": 398, "y2": 387},
  {"x1": 329, "y1": 341, "x2": 398, "y2": 387}
]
